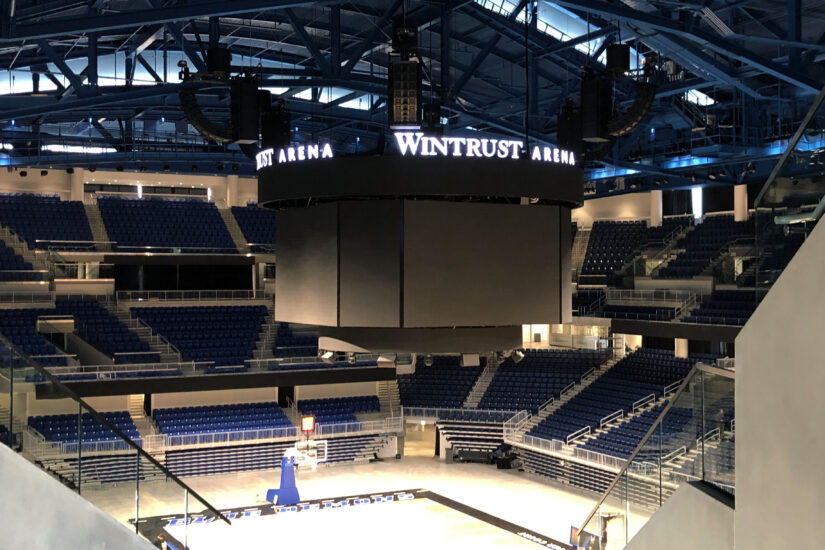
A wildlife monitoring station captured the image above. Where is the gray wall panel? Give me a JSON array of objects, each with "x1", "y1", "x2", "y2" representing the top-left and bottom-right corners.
[
  {"x1": 403, "y1": 201, "x2": 564, "y2": 327},
  {"x1": 339, "y1": 200, "x2": 402, "y2": 327},
  {"x1": 275, "y1": 203, "x2": 338, "y2": 326}
]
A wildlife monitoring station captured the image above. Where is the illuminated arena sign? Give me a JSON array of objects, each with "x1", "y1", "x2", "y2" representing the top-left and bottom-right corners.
[
  {"x1": 393, "y1": 132, "x2": 577, "y2": 166},
  {"x1": 256, "y1": 143, "x2": 334, "y2": 170}
]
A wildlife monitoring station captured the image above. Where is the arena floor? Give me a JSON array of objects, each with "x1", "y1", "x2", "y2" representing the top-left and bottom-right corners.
[{"x1": 83, "y1": 427, "x2": 650, "y2": 549}]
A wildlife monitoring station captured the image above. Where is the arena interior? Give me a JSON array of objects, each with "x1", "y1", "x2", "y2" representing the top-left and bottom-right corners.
[{"x1": 0, "y1": 1, "x2": 824, "y2": 549}]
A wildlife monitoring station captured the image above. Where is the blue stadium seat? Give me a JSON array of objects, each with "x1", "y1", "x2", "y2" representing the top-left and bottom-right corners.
[{"x1": 97, "y1": 196, "x2": 237, "y2": 253}]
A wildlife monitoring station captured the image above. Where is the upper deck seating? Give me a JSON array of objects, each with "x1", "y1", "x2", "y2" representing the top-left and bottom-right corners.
[{"x1": 98, "y1": 196, "x2": 236, "y2": 253}]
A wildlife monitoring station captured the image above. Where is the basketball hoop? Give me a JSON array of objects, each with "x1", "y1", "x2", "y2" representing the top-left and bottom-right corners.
[{"x1": 289, "y1": 439, "x2": 328, "y2": 471}]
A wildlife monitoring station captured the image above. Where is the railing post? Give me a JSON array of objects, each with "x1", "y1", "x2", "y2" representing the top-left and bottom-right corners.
[
  {"x1": 77, "y1": 401, "x2": 82, "y2": 494},
  {"x1": 135, "y1": 447, "x2": 140, "y2": 534}
]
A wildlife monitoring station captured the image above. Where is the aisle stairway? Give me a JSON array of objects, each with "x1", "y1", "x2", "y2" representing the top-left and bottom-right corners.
[
  {"x1": 218, "y1": 209, "x2": 251, "y2": 254},
  {"x1": 0, "y1": 224, "x2": 50, "y2": 272},
  {"x1": 83, "y1": 203, "x2": 111, "y2": 252},
  {"x1": 520, "y1": 356, "x2": 619, "y2": 433},
  {"x1": 252, "y1": 306, "x2": 276, "y2": 361},
  {"x1": 378, "y1": 379, "x2": 401, "y2": 416},
  {"x1": 462, "y1": 357, "x2": 499, "y2": 408},
  {"x1": 572, "y1": 228, "x2": 591, "y2": 279},
  {"x1": 101, "y1": 302, "x2": 183, "y2": 363}
]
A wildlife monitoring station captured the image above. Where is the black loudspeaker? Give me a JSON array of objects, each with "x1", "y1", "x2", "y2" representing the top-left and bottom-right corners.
[
  {"x1": 557, "y1": 104, "x2": 582, "y2": 155},
  {"x1": 606, "y1": 44, "x2": 630, "y2": 75},
  {"x1": 261, "y1": 103, "x2": 291, "y2": 149},
  {"x1": 581, "y1": 71, "x2": 612, "y2": 143},
  {"x1": 231, "y1": 78, "x2": 259, "y2": 144},
  {"x1": 388, "y1": 61, "x2": 422, "y2": 128},
  {"x1": 207, "y1": 47, "x2": 232, "y2": 78}
]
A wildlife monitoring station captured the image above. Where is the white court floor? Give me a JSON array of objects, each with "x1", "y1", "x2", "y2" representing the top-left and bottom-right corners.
[
  {"x1": 82, "y1": 428, "x2": 650, "y2": 548},
  {"x1": 166, "y1": 496, "x2": 544, "y2": 550}
]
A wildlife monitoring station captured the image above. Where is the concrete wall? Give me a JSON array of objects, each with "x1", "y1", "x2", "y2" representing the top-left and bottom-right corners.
[
  {"x1": 626, "y1": 483, "x2": 733, "y2": 550},
  {"x1": 27, "y1": 395, "x2": 129, "y2": 417},
  {"x1": 295, "y1": 381, "x2": 379, "y2": 401},
  {"x1": 152, "y1": 387, "x2": 278, "y2": 409},
  {"x1": 0, "y1": 168, "x2": 258, "y2": 206},
  {"x1": 0, "y1": 443, "x2": 155, "y2": 550},
  {"x1": 572, "y1": 193, "x2": 651, "y2": 227},
  {"x1": 735, "y1": 217, "x2": 825, "y2": 550}
]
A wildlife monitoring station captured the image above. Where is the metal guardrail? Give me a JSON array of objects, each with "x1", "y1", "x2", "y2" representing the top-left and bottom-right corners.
[
  {"x1": 0, "y1": 291, "x2": 55, "y2": 303},
  {"x1": 632, "y1": 394, "x2": 656, "y2": 412},
  {"x1": 575, "y1": 363, "x2": 734, "y2": 540},
  {"x1": 45, "y1": 361, "x2": 211, "y2": 377},
  {"x1": 117, "y1": 289, "x2": 272, "y2": 302},
  {"x1": 502, "y1": 410, "x2": 531, "y2": 440},
  {"x1": 566, "y1": 425, "x2": 591, "y2": 444},
  {"x1": 600, "y1": 409, "x2": 624, "y2": 428},
  {"x1": 401, "y1": 406, "x2": 518, "y2": 423},
  {"x1": 663, "y1": 380, "x2": 683, "y2": 396},
  {"x1": 0, "y1": 332, "x2": 231, "y2": 526},
  {"x1": 29, "y1": 415, "x2": 406, "y2": 457},
  {"x1": 507, "y1": 432, "x2": 627, "y2": 473},
  {"x1": 559, "y1": 381, "x2": 576, "y2": 398}
]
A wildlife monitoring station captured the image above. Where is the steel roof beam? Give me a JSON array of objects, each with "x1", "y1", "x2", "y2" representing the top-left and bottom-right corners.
[
  {"x1": 284, "y1": 8, "x2": 331, "y2": 76},
  {"x1": 549, "y1": 0, "x2": 822, "y2": 93},
  {"x1": 2, "y1": 0, "x2": 346, "y2": 41},
  {"x1": 340, "y1": 0, "x2": 402, "y2": 77},
  {"x1": 36, "y1": 38, "x2": 86, "y2": 92}
]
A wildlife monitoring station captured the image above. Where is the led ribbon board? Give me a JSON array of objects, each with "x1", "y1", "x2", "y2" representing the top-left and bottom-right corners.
[
  {"x1": 256, "y1": 143, "x2": 334, "y2": 170},
  {"x1": 393, "y1": 132, "x2": 577, "y2": 166}
]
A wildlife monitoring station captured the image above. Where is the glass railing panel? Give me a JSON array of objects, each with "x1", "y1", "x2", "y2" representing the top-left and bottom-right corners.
[
  {"x1": 697, "y1": 370, "x2": 735, "y2": 494},
  {"x1": 577, "y1": 364, "x2": 735, "y2": 548},
  {"x1": 0, "y1": 332, "x2": 228, "y2": 546}
]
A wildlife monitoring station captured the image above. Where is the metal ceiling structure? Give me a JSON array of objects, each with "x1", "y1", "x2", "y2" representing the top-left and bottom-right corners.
[{"x1": 0, "y1": 0, "x2": 823, "y2": 197}]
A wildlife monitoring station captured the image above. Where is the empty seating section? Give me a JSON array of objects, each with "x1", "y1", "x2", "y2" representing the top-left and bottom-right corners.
[
  {"x1": 438, "y1": 420, "x2": 504, "y2": 454},
  {"x1": 154, "y1": 402, "x2": 293, "y2": 435},
  {"x1": 398, "y1": 356, "x2": 482, "y2": 408},
  {"x1": 273, "y1": 323, "x2": 318, "y2": 358},
  {"x1": 684, "y1": 290, "x2": 759, "y2": 325},
  {"x1": 132, "y1": 305, "x2": 267, "y2": 367},
  {"x1": 0, "y1": 240, "x2": 41, "y2": 280},
  {"x1": 164, "y1": 435, "x2": 385, "y2": 477},
  {"x1": 97, "y1": 196, "x2": 236, "y2": 253},
  {"x1": 0, "y1": 194, "x2": 93, "y2": 249},
  {"x1": 297, "y1": 395, "x2": 380, "y2": 425},
  {"x1": 479, "y1": 350, "x2": 609, "y2": 412},
  {"x1": 55, "y1": 298, "x2": 159, "y2": 363},
  {"x1": 601, "y1": 304, "x2": 676, "y2": 321},
  {"x1": 581, "y1": 217, "x2": 694, "y2": 279},
  {"x1": 519, "y1": 448, "x2": 615, "y2": 494},
  {"x1": 579, "y1": 404, "x2": 666, "y2": 459},
  {"x1": 528, "y1": 349, "x2": 692, "y2": 442},
  {"x1": 231, "y1": 205, "x2": 276, "y2": 251},
  {"x1": 0, "y1": 309, "x2": 67, "y2": 365},
  {"x1": 658, "y1": 215, "x2": 753, "y2": 278},
  {"x1": 29, "y1": 411, "x2": 139, "y2": 443},
  {"x1": 646, "y1": 215, "x2": 693, "y2": 242},
  {"x1": 581, "y1": 220, "x2": 646, "y2": 276}
]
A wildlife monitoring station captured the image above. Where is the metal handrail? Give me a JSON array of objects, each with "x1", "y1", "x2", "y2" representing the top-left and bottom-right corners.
[
  {"x1": 576, "y1": 362, "x2": 734, "y2": 537},
  {"x1": 632, "y1": 394, "x2": 656, "y2": 412},
  {"x1": 117, "y1": 289, "x2": 271, "y2": 302},
  {"x1": 599, "y1": 409, "x2": 624, "y2": 428},
  {"x1": 566, "y1": 426, "x2": 590, "y2": 444},
  {"x1": 0, "y1": 333, "x2": 231, "y2": 525},
  {"x1": 559, "y1": 381, "x2": 576, "y2": 398}
]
